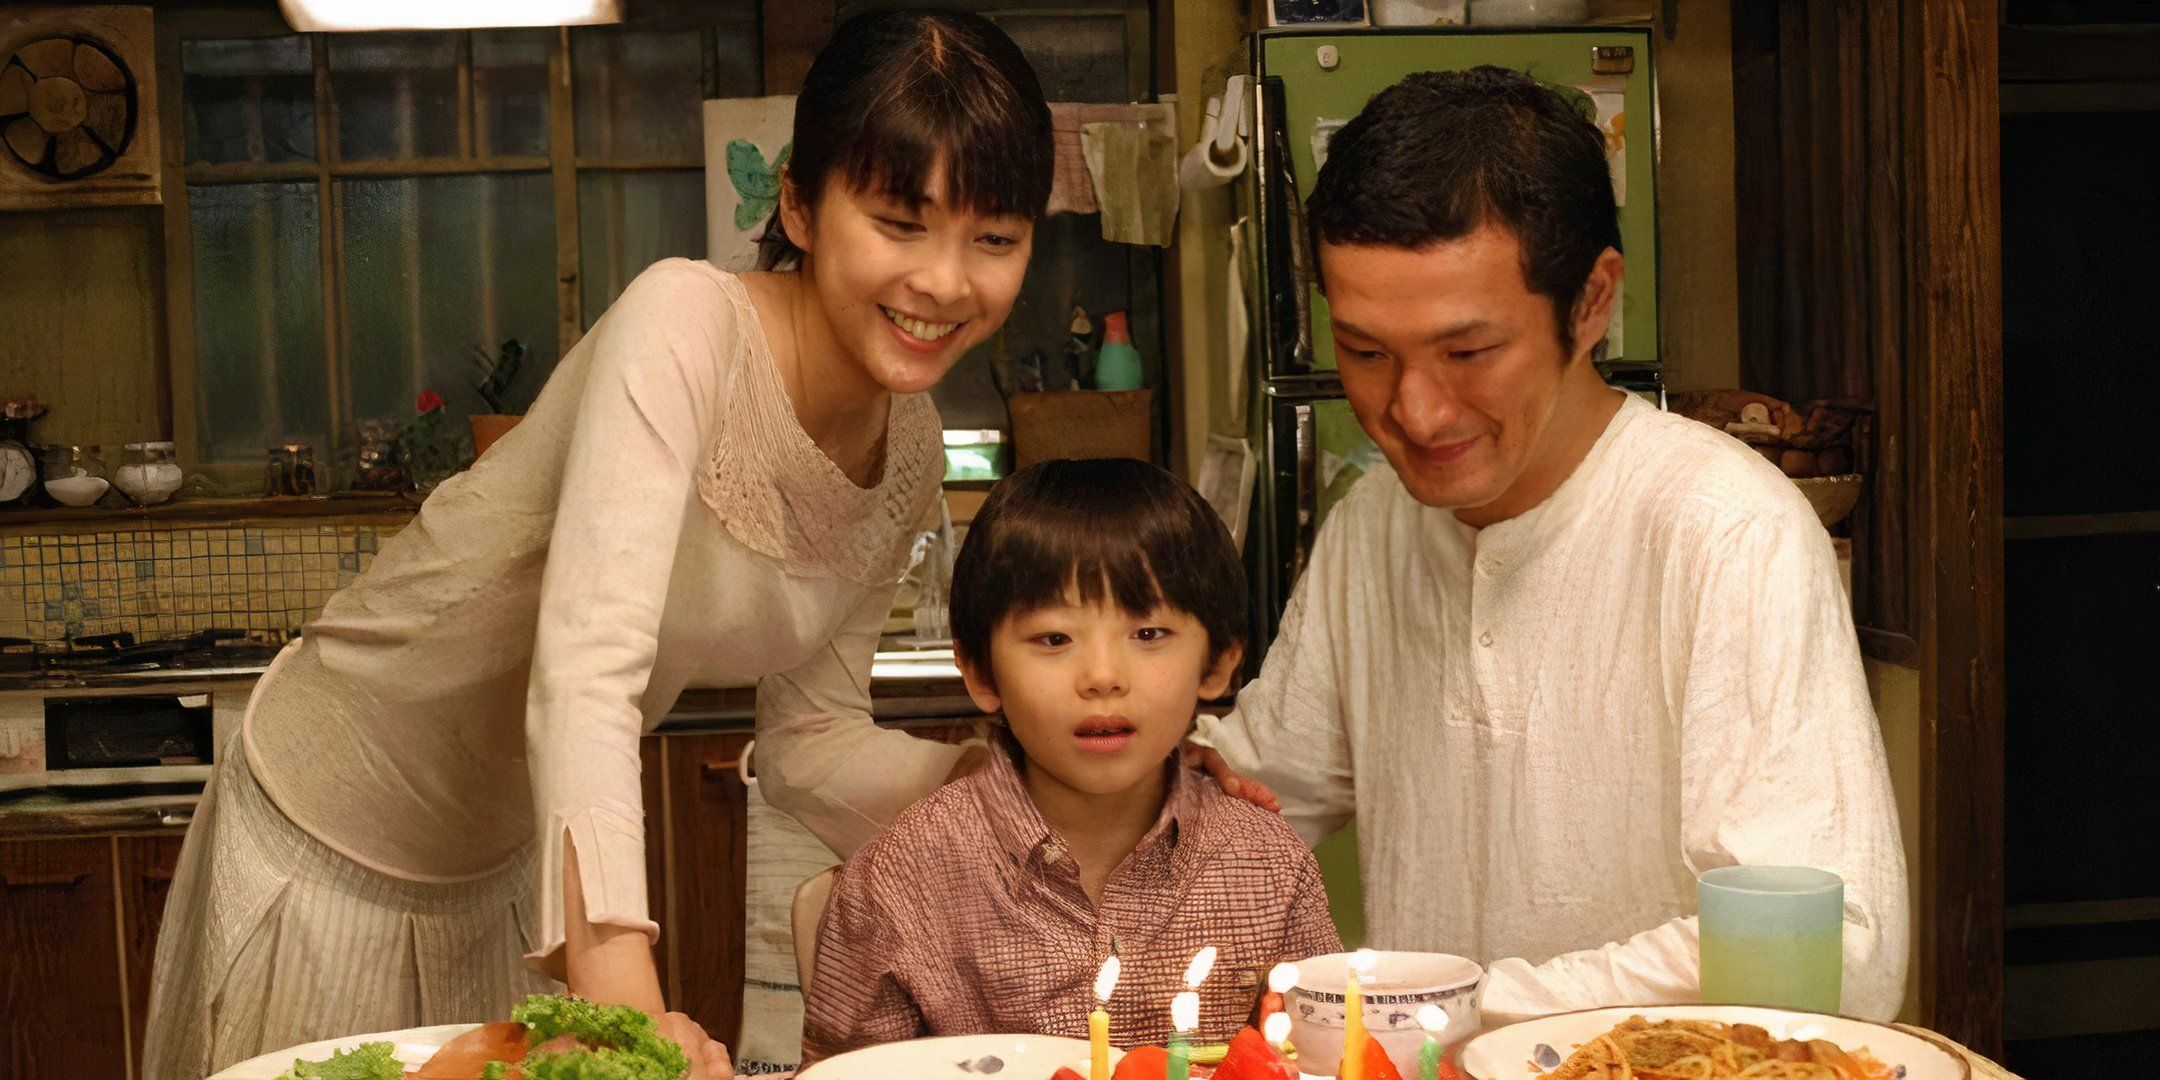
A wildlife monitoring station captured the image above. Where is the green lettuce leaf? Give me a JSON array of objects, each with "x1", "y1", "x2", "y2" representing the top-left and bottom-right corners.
[{"x1": 273, "y1": 1040, "x2": 404, "y2": 1080}]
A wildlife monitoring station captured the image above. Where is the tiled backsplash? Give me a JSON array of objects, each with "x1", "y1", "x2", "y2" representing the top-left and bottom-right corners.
[{"x1": 0, "y1": 525, "x2": 401, "y2": 642}]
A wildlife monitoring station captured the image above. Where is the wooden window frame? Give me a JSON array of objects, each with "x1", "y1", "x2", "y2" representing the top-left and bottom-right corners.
[{"x1": 155, "y1": 11, "x2": 721, "y2": 481}]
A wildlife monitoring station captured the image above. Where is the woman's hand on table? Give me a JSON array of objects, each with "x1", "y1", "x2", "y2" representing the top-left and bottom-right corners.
[
  {"x1": 657, "y1": 1010, "x2": 735, "y2": 1079},
  {"x1": 1181, "y1": 742, "x2": 1280, "y2": 813}
]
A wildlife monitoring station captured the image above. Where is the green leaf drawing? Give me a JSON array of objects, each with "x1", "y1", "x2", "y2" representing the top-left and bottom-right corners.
[{"x1": 728, "y1": 139, "x2": 792, "y2": 232}]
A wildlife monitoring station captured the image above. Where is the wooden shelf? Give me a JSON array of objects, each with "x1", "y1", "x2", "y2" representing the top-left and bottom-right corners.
[
  {"x1": 2004, "y1": 511, "x2": 2160, "y2": 542},
  {"x1": 0, "y1": 494, "x2": 423, "y2": 533}
]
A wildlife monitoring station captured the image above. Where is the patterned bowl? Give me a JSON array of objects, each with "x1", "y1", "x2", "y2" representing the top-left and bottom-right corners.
[{"x1": 1286, "y1": 951, "x2": 1483, "y2": 1077}]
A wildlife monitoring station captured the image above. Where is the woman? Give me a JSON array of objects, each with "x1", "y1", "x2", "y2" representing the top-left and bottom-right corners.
[{"x1": 142, "y1": 12, "x2": 1052, "y2": 1078}]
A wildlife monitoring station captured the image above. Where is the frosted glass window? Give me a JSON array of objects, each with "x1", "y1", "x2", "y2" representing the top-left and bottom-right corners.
[
  {"x1": 189, "y1": 183, "x2": 329, "y2": 459},
  {"x1": 578, "y1": 169, "x2": 706, "y2": 326},
  {"x1": 182, "y1": 37, "x2": 316, "y2": 163},
  {"x1": 471, "y1": 29, "x2": 551, "y2": 158},
  {"x1": 338, "y1": 174, "x2": 560, "y2": 423},
  {"x1": 571, "y1": 29, "x2": 704, "y2": 161},
  {"x1": 988, "y1": 13, "x2": 1135, "y2": 103},
  {"x1": 328, "y1": 33, "x2": 460, "y2": 160}
]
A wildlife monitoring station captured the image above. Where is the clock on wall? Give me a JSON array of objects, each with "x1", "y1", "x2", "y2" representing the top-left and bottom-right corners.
[
  {"x1": 0, "y1": 7, "x2": 160, "y2": 210},
  {"x1": 0, "y1": 398, "x2": 48, "y2": 508}
]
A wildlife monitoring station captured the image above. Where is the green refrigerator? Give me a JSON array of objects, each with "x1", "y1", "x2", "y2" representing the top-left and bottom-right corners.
[{"x1": 1237, "y1": 25, "x2": 1662, "y2": 948}]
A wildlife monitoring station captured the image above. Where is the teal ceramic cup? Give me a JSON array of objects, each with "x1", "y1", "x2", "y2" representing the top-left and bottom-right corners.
[{"x1": 1697, "y1": 865, "x2": 1845, "y2": 1013}]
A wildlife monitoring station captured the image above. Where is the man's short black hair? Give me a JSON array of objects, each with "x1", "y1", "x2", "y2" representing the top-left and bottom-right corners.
[
  {"x1": 1306, "y1": 66, "x2": 1622, "y2": 354},
  {"x1": 950, "y1": 458, "x2": 1245, "y2": 676}
]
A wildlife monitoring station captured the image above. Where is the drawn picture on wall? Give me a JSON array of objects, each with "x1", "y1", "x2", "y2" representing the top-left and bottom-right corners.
[{"x1": 702, "y1": 95, "x2": 796, "y2": 272}]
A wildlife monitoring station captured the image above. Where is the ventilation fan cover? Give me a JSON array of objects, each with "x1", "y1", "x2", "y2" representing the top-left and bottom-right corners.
[{"x1": 0, "y1": 7, "x2": 160, "y2": 209}]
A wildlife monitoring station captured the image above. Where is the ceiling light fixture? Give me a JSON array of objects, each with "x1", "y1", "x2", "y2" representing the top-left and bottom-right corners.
[{"x1": 278, "y1": 0, "x2": 623, "y2": 32}]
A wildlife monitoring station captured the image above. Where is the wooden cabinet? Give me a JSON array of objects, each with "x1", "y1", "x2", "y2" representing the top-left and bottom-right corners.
[
  {"x1": 118, "y1": 836, "x2": 186, "y2": 1080},
  {"x1": 0, "y1": 838, "x2": 133, "y2": 1080},
  {"x1": 647, "y1": 732, "x2": 754, "y2": 1050}
]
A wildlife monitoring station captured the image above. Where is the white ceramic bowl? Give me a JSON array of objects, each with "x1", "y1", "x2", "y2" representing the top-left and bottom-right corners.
[
  {"x1": 1286, "y1": 951, "x2": 1483, "y2": 1078},
  {"x1": 45, "y1": 474, "x2": 109, "y2": 507}
]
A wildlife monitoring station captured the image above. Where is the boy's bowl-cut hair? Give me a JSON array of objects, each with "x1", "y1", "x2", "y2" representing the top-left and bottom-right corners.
[{"x1": 950, "y1": 458, "x2": 1246, "y2": 676}]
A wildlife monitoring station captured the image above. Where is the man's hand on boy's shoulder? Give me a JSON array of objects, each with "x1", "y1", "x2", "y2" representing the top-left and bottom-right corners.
[{"x1": 1182, "y1": 742, "x2": 1281, "y2": 813}]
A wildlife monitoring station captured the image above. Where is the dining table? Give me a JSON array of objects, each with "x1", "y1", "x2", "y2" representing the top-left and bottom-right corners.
[{"x1": 210, "y1": 1019, "x2": 2027, "y2": 1080}]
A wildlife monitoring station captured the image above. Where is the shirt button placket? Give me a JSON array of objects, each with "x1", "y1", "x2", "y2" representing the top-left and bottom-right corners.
[{"x1": 1469, "y1": 551, "x2": 1499, "y2": 701}]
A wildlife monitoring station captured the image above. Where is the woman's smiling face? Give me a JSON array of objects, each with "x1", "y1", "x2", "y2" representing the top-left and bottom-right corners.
[{"x1": 782, "y1": 159, "x2": 1035, "y2": 396}]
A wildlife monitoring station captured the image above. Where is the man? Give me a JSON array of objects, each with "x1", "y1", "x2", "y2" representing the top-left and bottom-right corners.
[{"x1": 1193, "y1": 67, "x2": 1910, "y2": 1020}]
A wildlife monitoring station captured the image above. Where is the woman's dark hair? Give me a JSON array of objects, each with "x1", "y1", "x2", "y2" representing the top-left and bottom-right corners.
[
  {"x1": 950, "y1": 458, "x2": 1246, "y2": 679},
  {"x1": 1306, "y1": 66, "x2": 1621, "y2": 355},
  {"x1": 758, "y1": 9, "x2": 1054, "y2": 270}
]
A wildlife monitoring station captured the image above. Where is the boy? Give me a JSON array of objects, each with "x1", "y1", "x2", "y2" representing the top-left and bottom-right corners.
[{"x1": 801, "y1": 458, "x2": 1341, "y2": 1064}]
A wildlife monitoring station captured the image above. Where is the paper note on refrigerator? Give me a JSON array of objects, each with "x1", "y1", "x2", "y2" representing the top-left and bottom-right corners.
[
  {"x1": 1311, "y1": 117, "x2": 1350, "y2": 174},
  {"x1": 1575, "y1": 77, "x2": 1627, "y2": 207}
]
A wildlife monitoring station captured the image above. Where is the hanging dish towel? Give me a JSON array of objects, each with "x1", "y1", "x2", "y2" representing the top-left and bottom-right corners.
[{"x1": 1081, "y1": 104, "x2": 1179, "y2": 246}]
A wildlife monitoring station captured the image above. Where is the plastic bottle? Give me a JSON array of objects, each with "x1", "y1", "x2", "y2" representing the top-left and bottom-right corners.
[{"x1": 1091, "y1": 310, "x2": 1144, "y2": 391}]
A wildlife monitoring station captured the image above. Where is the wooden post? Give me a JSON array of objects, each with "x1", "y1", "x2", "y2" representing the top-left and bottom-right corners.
[
  {"x1": 1909, "y1": 0, "x2": 2005, "y2": 1058},
  {"x1": 550, "y1": 28, "x2": 583, "y2": 354}
]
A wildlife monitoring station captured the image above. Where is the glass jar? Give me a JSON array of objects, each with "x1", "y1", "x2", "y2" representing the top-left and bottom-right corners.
[
  {"x1": 114, "y1": 441, "x2": 185, "y2": 505},
  {"x1": 42, "y1": 445, "x2": 110, "y2": 507},
  {"x1": 351, "y1": 418, "x2": 407, "y2": 491},
  {"x1": 264, "y1": 443, "x2": 318, "y2": 497}
]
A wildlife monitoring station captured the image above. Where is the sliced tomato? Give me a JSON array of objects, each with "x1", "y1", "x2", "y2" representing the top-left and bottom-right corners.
[{"x1": 410, "y1": 1022, "x2": 530, "y2": 1079}]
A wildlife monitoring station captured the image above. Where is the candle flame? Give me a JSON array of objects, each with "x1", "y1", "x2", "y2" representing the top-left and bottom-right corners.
[
  {"x1": 1350, "y1": 948, "x2": 1378, "y2": 977},
  {"x1": 1172, "y1": 990, "x2": 1200, "y2": 1033},
  {"x1": 1183, "y1": 945, "x2": 1219, "y2": 988},
  {"x1": 1417, "y1": 1004, "x2": 1449, "y2": 1036},
  {"x1": 1268, "y1": 962, "x2": 1299, "y2": 994},
  {"x1": 1263, "y1": 1011, "x2": 1291, "y2": 1045},
  {"x1": 1093, "y1": 954, "x2": 1121, "y2": 1003}
]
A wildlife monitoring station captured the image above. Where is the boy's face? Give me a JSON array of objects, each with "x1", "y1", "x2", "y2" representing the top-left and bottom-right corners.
[{"x1": 960, "y1": 590, "x2": 1241, "y2": 801}]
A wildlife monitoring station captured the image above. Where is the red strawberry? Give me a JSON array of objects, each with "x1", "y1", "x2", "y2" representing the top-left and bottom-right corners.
[
  {"x1": 1051, "y1": 1069, "x2": 1088, "y2": 1080},
  {"x1": 1112, "y1": 1045, "x2": 1168, "y2": 1080},
  {"x1": 1212, "y1": 1026, "x2": 1296, "y2": 1080}
]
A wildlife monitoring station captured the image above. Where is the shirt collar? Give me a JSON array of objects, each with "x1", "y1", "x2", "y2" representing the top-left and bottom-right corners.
[
  {"x1": 1422, "y1": 393, "x2": 1648, "y2": 568},
  {"x1": 975, "y1": 748, "x2": 1201, "y2": 870}
]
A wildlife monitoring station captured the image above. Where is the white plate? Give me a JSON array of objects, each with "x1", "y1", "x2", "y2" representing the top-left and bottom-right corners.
[
  {"x1": 1456, "y1": 1005, "x2": 1970, "y2": 1080},
  {"x1": 800, "y1": 1033, "x2": 1120, "y2": 1080},
  {"x1": 209, "y1": 1023, "x2": 480, "y2": 1079}
]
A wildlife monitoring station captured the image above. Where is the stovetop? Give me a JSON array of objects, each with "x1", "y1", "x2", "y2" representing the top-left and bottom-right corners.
[{"x1": 0, "y1": 629, "x2": 288, "y2": 688}]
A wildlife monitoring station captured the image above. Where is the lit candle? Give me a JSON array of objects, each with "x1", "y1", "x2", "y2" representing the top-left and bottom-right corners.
[
  {"x1": 1168, "y1": 991, "x2": 1200, "y2": 1080},
  {"x1": 1416, "y1": 1004, "x2": 1450, "y2": 1080},
  {"x1": 1342, "y1": 949, "x2": 1377, "y2": 1080},
  {"x1": 1263, "y1": 1010, "x2": 1292, "y2": 1054},
  {"x1": 1167, "y1": 946, "x2": 1216, "y2": 1080},
  {"x1": 1090, "y1": 954, "x2": 1120, "y2": 1080}
]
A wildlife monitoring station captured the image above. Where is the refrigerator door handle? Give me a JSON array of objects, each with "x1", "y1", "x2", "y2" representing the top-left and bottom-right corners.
[
  {"x1": 1257, "y1": 76, "x2": 1315, "y2": 378},
  {"x1": 1292, "y1": 402, "x2": 1318, "y2": 575}
]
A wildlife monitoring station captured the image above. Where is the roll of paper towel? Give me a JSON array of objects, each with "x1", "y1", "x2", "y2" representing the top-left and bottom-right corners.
[{"x1": 1178, "y1": 133, "x2": 1248, "y2": 189}]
